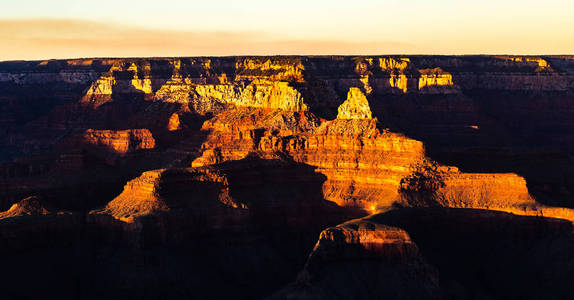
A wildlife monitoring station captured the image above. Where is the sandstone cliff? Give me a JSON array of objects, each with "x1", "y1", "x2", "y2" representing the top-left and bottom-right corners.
[
  {"x1": 4, "y1": 55, "x2": 574, "y2": 216},
  {"x1": 184, "y1": 85, "x2": 571, "y2": 221}
]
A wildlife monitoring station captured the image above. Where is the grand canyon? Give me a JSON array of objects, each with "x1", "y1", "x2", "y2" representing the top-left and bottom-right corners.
[{"x1": 2, "y1": 55, "x2": 574, "y2": 299}]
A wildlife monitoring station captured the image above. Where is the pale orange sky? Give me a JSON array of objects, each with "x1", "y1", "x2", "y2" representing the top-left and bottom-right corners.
[
  {"x1": 2, "y1": 0, "x2": 574, "y2": 60},
  {"x1": 0, "y1": 19, "x2": 419, "y2": 60}
]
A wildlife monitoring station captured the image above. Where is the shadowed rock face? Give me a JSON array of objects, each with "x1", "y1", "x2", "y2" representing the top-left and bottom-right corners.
[
  {"x1": 268, "y1": 219, "x2": 440, "y2": 300},
  {"x1": 273, "y1": 208, "x2": 574, "y2": 300},
  {"x1": 367, "y1": 208, "x2": 574, "y2": 300},
  {"x1": 2, "y1": 56, "x2": 574, "y2": 299}
]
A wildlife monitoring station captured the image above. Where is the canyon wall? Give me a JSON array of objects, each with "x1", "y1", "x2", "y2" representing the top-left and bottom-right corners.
[
  {"x1": 3, "y1": 55, "x2": 574, "y2": 213},
  {"x1": 2, "y1": 55, "x2": 574, "y2": 299}
]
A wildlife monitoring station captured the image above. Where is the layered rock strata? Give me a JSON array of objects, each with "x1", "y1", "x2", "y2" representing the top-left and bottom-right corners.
[
  {"x1": 2, "y1": 56, "x2": 574, "y2": 299},
  {"x1": 4, "y1": 55, "x2": 574, "y2": 219},
  {"x1": 188, "y1": 87, "x2": 568, "y2": 222},
  {"x1": 60, "y1": 128, "x2": 155, "y2": 164}
]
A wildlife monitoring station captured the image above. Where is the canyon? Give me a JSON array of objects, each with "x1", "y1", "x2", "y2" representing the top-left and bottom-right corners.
[{"x1": 2, "y1": 55, "x2": 574, "y2": 299}]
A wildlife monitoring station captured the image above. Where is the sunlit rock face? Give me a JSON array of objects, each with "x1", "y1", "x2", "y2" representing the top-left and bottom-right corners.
[
  {"x1": 187, "y1": 96, "x2": 558, "y2": 219},
  {"x1": 153, "y1": 60, "x2": 195, "y2": 104},
  {"x1": 153, "y1": 58, "x2": 307, "y2": 112},
  {"x1": 336, "y1": 88, "x2": 373, "y2": 119},
  {"x1": 399, "y1": 164, "x2": 532, "y2": 208},
  {"x1": 166, "y1": 113, "x2": 181, "y2": 131},
  {"x1": 80, "y1": 60, "x2": 156, "y2": 108},
  {"x1": 378, "y1": 57, "x2": 415, "y2": 93},
  {"x1": 379, "y1": 57, "x2": 411, "y2": 71},
  {"x1": 417, "y1": 68, "x2": 459, "y2": 94},
  {"x1": 234, "y1": 57, "x2": 305, "y2": 82},
  {"x1": 496, "y1": 56, "x2": 552, "y2": 71},
  {"x1": 190, "y1": 106, "x2": 428, "y2": 210}
]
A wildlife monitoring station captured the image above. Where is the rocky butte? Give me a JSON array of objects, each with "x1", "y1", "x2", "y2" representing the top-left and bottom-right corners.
[{"x1": 2, "y1": 56, "x2": 574, "y2": 299}]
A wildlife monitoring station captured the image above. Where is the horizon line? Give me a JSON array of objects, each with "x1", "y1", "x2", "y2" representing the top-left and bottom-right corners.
[{"x1": 3, "y1": 54, "x2": 574, "y2": 63}]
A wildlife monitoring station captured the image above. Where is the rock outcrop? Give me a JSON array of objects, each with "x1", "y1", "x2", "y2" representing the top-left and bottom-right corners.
[
  {"x1": 417, "y1": 68, "x2": 459, "y2": 94},
  {"x1": 187, "y1": 95, "x2": 571, "y2": 221},
  {"x1": 308, "y1": 219, "x2": 421, "y2": 263},
  {"x1": 80, "y1": 61, "x2": 155, "y2": 108},
  {"x1": 92, "y1": 167, "x2": 237, "y2": 222},
  {"x1": 78, "y1": 129, "x2": 156, "y2": 155},
  {"x1": 191, "y1": 107, "x2": 426, "y2": 210},
  {"x1": 0, "y1": 196, "x2": 50, "y2": 220},
  {"x1": 270, "y1": 218, "x2": 439, "y2": 300},
  {"x1": 336, "y1": 88, "x2": 373, "y2": 119},
  {"x1": 59, "y1": 128, "x2": 156, "y2": 165}
]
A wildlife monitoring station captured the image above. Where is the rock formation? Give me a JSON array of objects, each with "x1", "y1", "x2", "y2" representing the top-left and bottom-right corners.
[
  {"x1": 336, "y1": 88, "x2": 373, "y2": 119},
  {"x1": 0, "y1": 196, "x2": 50, "y2": 220},
  {"x1": 2, "y1": 55, "x2": 574, "y2": 299},
  {"x1": 77, "y1": 129, "x2": 156, "y2": 155},
  {"x1": 417, "y1": 67, "x2": 459, "y2": 94},
  {"x1": 270, "y1": 218, "x2": 439, "y2": 300},
  {"x1": 60, "y1": 128, "x2": 156, "y2": 165},
  {"x1": 91, "y1": 167, "x2": 237, "y2": 222}
]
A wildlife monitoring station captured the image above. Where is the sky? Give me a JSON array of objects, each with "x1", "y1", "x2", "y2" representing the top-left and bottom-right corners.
[{"x1": 1, "y1": 0, "x2": 574, "y2": 60}]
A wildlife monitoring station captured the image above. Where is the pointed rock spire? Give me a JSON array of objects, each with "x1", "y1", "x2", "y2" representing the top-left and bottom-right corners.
[{"x1": 336, "y1": 87, "x2": 373, "y2": 119}]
